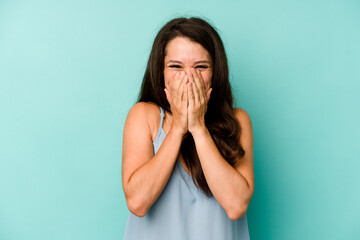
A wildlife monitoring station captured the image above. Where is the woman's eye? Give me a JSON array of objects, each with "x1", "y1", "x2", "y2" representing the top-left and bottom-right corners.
[
  {"x1": 169, "y1": 65, "x2": 181, "y2": 68},
  {"x1": 196, "y1": 65, "x2": 208, "y2": 69}
]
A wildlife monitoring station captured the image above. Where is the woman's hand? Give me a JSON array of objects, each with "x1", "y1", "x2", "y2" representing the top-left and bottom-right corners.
[
  {"x1": 187, "y1": 68, "x2": 213, "y2": 135},
  {"x1": 164, "y1": 71, "x2": 189, "y2": 136}
]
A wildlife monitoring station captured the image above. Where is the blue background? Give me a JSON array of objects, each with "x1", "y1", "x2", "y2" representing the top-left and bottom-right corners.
[{"x1": 0, "y1": 0, "x2": 359, "y2": 239}]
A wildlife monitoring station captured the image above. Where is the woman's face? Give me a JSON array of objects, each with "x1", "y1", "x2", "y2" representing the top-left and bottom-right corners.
[{"x1": 164, "y1": 37, "x2": 213, "y2": 94}]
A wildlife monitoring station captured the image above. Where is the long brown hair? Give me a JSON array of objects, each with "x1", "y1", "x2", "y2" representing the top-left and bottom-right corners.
[{"x1": 137, "y1": 17, "x2": 245, "y2": 197}]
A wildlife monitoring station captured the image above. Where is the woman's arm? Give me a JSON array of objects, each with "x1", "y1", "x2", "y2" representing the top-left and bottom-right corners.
[
  {"x1": 123, "y1": 72, "x2": 187, "y2": 217},
  {"x1": 122, "y1": 102, "x2": 183, "y2": 217},
  {"x1": 186, "y1": 69, "x2": 254, "y2": 220},
  {"x1": 191, "y1": 108, "x2": 255, "y2": 220}
]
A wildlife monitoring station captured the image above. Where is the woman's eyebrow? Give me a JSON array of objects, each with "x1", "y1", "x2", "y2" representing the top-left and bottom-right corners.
[{"x1": 167, "y1": 60, "x2": 211, "y2": 64}]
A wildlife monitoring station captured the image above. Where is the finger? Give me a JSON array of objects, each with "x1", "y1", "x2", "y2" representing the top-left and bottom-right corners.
[
  {"x1": 188, "y1": 81, "x2": 195, "y2": 108},
  {"x1": 187, "y1": 82, "x2": 190, "y2": 107},
  {"x1": 178, "y1": 74, "x2": 187, "y2": 104},
  {"x1": 193, "y1": 69, "x2": 206, "y2": 101},
  {"x1": 170, "y1": 72, "x2": 181, "y2": 99},
  {"x1": 174, "y1": 71, "x2": 185, "y2": 90},
  {"x1": 195, "y1": 69, "x2": 206, "y2": 92},
  {"x1": 194, "y1": 69, "x2": 207, "y2": 105},
  {"x1": 183, "y1": 81, "x2": 188, "y2": 107},
  {"x1": 189, "y1": 71, "x2": 201, "y2": 104},
  {"x1": 189, "y1": 69, "x2": 199, "y2": 90},
  {"x1": 173, "y1": 72, "x2": 186, "y2": 104},
  {"x1": 198, "y1": 70, "x2": 206, "y2": 91}
]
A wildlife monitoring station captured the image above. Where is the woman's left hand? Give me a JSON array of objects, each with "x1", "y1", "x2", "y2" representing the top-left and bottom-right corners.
[{"x1": 187, "y1": 68, "x2": 213, "y2": 135}]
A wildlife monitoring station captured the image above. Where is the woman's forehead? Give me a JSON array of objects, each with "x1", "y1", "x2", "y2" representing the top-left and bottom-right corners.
[{"x1": 164, "y1": 37, "x2": 212, "y2": 64}]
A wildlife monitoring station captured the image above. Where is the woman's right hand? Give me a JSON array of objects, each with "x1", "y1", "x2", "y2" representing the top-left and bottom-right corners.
[{"x1": 164, "y1": 71, "x2": 189, "y2": 136}]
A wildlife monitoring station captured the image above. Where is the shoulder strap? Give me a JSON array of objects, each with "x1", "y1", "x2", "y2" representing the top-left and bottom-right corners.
[{"x1": 159, "y1": 106, "x2": 165, "y2": 129}]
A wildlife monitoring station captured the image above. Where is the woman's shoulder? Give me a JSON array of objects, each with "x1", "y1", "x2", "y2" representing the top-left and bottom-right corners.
[
  {"x1": 128, "y1": 101, "x2": 160, "y2": 114},
  {"x1": 233, "y1": 107, "x2": 252, "y2": 127},
  {"x1": 126, "y1": 102, "x2": 161, "y2": 140}
]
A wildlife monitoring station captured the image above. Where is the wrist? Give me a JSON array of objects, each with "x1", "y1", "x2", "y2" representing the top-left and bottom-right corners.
[
  {"x1": 190, "y1": 126, "x2": 209, "y2": 139},
  {"x1": 169, "y1": 126, "x2": 187, "y2": 138}
]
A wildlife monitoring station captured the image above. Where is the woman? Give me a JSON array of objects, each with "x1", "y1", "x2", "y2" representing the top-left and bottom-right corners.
[{"x1": 122, "y1": 17, "x2": 254, "y2": 240}]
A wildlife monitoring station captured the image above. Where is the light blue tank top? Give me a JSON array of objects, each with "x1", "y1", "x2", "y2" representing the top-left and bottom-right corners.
[{"x1": 124, "y1": 106, "x2": 250, "y2": 240}]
